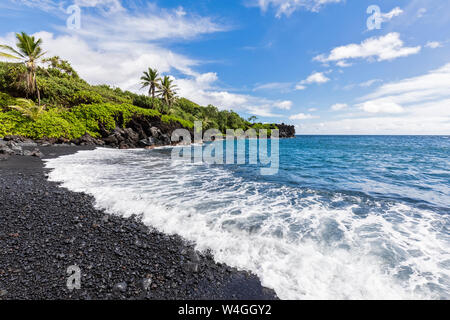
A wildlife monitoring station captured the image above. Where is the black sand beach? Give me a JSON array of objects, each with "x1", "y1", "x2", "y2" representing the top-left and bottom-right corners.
[{"x1": 0, "y1": 146, "x2": 277, "y2": 300}]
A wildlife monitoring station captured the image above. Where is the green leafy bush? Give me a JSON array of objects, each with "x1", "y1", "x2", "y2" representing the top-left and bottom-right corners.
[
  {"x1": 71, "y1": 103, "x2": 161, "y2": 134},
  {"x1": 26, "y1": 108, "x2": 86, "y2": 139},
  {"x1": 0, "y1": 92, "x2": 16, "y2": 109},
  {"x1": 161, "y1": 114, "x2": 194, "y2": 129},
  {"x1": 70, "y1": 90, "x2": 104, "y2": 105}
]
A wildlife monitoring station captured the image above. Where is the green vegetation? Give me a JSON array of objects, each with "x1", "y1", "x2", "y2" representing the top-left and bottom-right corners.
[
  {"x1": 0, "y1": 32, "x2": 278, "y2": 141},
  {"x1": 158, "y1": 75, "x2": 177, "y2": 107},
  {"x1": 0, "y1": 32, "x2": 46, "y2": 105},
  {"x1": 8, "y1": 98, "x2": 45, "y2": 121}
]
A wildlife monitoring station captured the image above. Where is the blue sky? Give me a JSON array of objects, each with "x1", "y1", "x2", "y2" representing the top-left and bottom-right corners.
[{"x1": 0, "y1": 0, "x2": 449, "y2": 134}]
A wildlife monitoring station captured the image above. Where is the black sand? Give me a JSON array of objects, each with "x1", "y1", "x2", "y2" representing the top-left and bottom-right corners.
[{"x1": 0, "y1": 146, "x2": 277, "y2": 300}]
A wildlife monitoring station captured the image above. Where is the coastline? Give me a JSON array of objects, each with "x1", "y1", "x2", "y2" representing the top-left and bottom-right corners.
[{"x1": 0, "y1": 146, "x2": 278, "y2": 300}]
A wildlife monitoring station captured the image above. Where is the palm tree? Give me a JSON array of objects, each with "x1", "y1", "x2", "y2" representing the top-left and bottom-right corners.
[
  {"x1": 0, "y1": 32, "x2": 46, "y2": 105},
  {"x1": 140, "y1": 68, "x2": 160, "y2": 107},
  {"x1": 9, "y1": 98, "x2": 45, "y2": 121},
  {"x1": 158, "y1": 76, "x2": 177, "y2": 108},
  {"x1": 248, "y1": 116, "x2": 258, "y2": 124}
]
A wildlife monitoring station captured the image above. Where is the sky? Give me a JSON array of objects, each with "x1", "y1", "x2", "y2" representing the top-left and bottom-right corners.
[{"x1": 0, "y1": 0, "x2": 449, "y2": 134}]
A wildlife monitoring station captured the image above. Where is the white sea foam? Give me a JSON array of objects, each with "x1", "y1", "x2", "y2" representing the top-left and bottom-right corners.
[{"x1": 44, "y1": 148, "x2": 450, "y2": 300}]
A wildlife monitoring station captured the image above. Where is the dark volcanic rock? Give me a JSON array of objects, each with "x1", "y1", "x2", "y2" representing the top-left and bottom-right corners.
[
  {"x1": 276, "y1": 123, "x2": 296, "y2": 138},
  {"x1": 72, "y1": 134, "x2": 105, "y2": 146},
  {"x1": 0, "y1": 149, "x2": 278, "y2": 300},
  {"x1": 23, "y1": 148, "x2": 44, "y2": 158}
]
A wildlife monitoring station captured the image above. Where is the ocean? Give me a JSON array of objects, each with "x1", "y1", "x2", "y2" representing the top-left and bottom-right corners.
[{"x1": 44, "y1": 135, "x2": 450, "y2": 300}]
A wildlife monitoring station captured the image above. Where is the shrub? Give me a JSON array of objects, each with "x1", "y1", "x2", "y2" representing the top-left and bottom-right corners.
[
  {"x1": 71, "y1": 103, "x2": 162, "y2": 133},
  {"x1": 0, "y1": 92, "x2": 16, "y2": 109},
  {"x1": 70, "y1": 90, "x2": 104, "y2": 106},
  {"x1": 8, "y1": 98, "x2": 46, "y2": 121},
  {"x1": 26, "y1": 108, "x2": 86, "y2": 139},
  {"x1": 161, "y1": 114, "x2": 194, "y2": 129},
  {"x1": 0, "y1": 111, "x2": 28, "y2": 138}
]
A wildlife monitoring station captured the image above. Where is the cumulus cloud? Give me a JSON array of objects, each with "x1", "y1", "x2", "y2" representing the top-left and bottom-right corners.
[
  {"x1": 360, "y1": 63, "x2": 450, "y2": 105},
  {"x1": 311, "y1": 63, "x2": 450, "y2": 134},
  {"x1": 295, "y1": 84, "x2": 306, "y2": 90},
  {"x1": 1, "y1": 1, "x2": 291, "y2": 117},
  {"x1": 289, "y1": 113, "x2": 318, "y2": 120},
  {"x1": 174, "y1": 73, "x2": 291, "y2": 116},
  {"x1": 425, "y1": 41, "x2": 443, "y2": 49},
  {"x1": 331, "y1": 103, "x2": 348, "y2": 111},
  {"x1": 274, "y1": 100, "x2": 293, "y2": 110},
  {"x1": 314, "y1": 33, "x2": 421, "y2": 66},
  {"x1": 301, "y1": 72, "x2": 330, "y2": 84},
  {"x1": 358, "y1": 100, "x2": 404, "y2": 114},
  {"x1": 254, "y1": 73, "x2": 330, "y2": 92},
  {"x1": 249, "y1": 0, "x2": 344, "y2": 17},
  {"x1": 0, "y1": 31, "x2": 199, "y2": 90}
]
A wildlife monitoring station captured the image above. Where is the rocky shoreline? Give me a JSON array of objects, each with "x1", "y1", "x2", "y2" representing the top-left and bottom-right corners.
[
  {"x1": 0, "y1": 146, "x2": 278, "y2": 300},
  {"x1": 0, "y1": 115, "x2": 295, "y2": 162}
]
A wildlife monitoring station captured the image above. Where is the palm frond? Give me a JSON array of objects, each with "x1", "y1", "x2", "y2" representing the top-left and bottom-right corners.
[
  {"x1": 0, "y1": 52, "x2": 21, "y2": 60},
  {"x1": 0, "y1": 44, "x2": 24, "y2": 58},
  {"x1": 9, "y1": 98, "x2": 45, "y2": 121}
]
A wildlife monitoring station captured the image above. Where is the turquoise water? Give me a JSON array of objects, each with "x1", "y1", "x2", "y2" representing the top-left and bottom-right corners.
[
  {"x1": 235, "y1": 136, "x2": 449, "y2": 209},
  {"x1": 45, "y1": 136, "x2": 450, "y2": 299}
]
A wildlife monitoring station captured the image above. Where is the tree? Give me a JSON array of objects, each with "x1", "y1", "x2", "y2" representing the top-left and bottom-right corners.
[
  {"x1": 0, "y1": 32, "x2": 46, "y2": 105},
  {"x1": 158, "y1": 75, "x2": 177, "y2": 108},
  {"x1": 248, "y1": 116, "x2": 258, "y2": 124},
  {"x1": 140, "y1": 68, "x2": 160, "y2": 107},
  {"x1": 42, "y1": 56, "x2": 79, "y2": 79},
  {"x1": 9, "y1": 98, "x2": 45, "y2": 121}
]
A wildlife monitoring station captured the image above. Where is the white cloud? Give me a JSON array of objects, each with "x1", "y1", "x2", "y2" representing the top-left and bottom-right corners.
[
  {"x1": 381, "y1": 7, "x2": 403, "y2": 21},
  {"x1": 426, "y1": 41, "x2": 443, "y2": 49},
  {"x1": 12, "y1": 31, "x2": 199, "y2": 90},
  {"x1": 301, "y1": 72, "x2": 330, "y2": 84},
  {"x1": 314, "y1": 33, "x2": 421, "y2": 66},
  {"x1": 250, "y1": 0, "x2": 344, "y2": 17},
  {"x1": 1, "y1": 1, "x2": 290, "y2": 117},
  {"x1": 254, "y1": 76, "x2": 330, "y2": 92},
  {"x1": 274, "y1": 100, "x2": 293, "y2": 110},
  {"x1": 11, "y1": 1, "x2": 227, "y2": 41},
  {"x1": 289, "y1": 113, "x2": 318, "y2": 120},
  {"x1": 309, "y1": 63, "x2": 450, "y2": 134},
  {"x1": 308, "y1": 108, "x2": 317, "y2": 112},
  {"x1": 416, "y1": 7, "x2": 427, "y2": 18},
  {"x1": 360, "y1": 79, "x2": 383, "y2": 87},
  {"x1": 174, "y1": 73, "x2": 289, "y2": 116},
  {"x1": 294, "y1": 71, "x2": 330, "y2": 90},
  {"x1": 358, "y1": 100, "x2": 404, "y2": 114},
  {"x1": 360, "y1": 63, "x2": 450, "y2": 105},
  {"x1": 331, "y1": 103, "x2": 348, "y2": 111},
  {"x1": 253, "y1": 82, "x2": 292, "y2": 92},
  {"x1": 336, "y1": 60, "x2": 352, "y2": 68}
]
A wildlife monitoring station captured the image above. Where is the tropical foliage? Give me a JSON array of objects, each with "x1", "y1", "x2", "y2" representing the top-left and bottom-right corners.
[
  {"x1": 140, "y1": 67, "x2": 160, "y2": 100},
  {"x1": 157, "y1": 75, "x2": 177, "y2": 107},
  {"x1": 0, "y1": 32, "x2": 278, "y2": 141},
  {"x1": 8, "y1": 98, "x2": 45, "y2": 121},
  {"x1": 0, "y1": 32, "x2": 46, "y2": 104}
]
